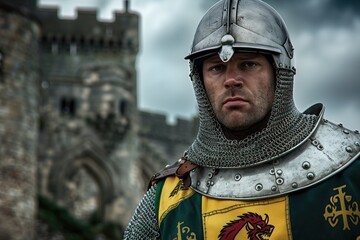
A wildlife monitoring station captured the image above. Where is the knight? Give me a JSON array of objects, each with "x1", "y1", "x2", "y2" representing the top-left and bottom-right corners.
[{"x1": 123, "y1": 0, "x2": 360, "y2": 239}]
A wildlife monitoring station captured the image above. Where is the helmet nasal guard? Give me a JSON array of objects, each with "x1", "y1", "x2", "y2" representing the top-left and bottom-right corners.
[{"x1": 185, "y1": 0, "x2": 294, "y2": 71}]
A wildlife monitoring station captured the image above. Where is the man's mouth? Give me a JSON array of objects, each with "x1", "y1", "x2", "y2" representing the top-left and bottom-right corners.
[{"x1": 223, "y1": 97, "x2": 249, "y2": 108}]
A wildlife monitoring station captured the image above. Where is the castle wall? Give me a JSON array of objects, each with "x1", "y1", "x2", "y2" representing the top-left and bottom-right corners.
[
  {"x1": 0, "y1": 4, "x2": 40, "y2": 240},
  {"x1": 36, "y1": 5, "x2": 143, "y2": 229},
  {"x1": 0, "y1": 1, "x2": 198, "y2": 237},
  {"x1": 139, "y1": 111, "x2": 198, "y2": 163}
]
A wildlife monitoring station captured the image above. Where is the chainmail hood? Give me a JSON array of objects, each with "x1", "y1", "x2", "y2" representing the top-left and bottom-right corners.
[
  {"x1": 184, "y1": 0, "x2": 321, "y2": 168},
  {"x1": 186, "y1": 63, "x2": 320, "y2": 168}
]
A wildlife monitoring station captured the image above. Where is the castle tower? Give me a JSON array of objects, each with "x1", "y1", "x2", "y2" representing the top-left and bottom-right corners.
[
  {"x1": 0, "y1": 0, "x2": 40, "y2": 239},
  {"x1": 36, "y1": 2, "x2": 142, "y2": 230}
]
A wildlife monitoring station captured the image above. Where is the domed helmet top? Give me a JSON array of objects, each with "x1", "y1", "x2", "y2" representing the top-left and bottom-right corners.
[
  {"x1": 185, "y1": 0, "x2": 294, "y2": 70},
  {"x1": 185, "y1": 0, "x2": 321, "y2": 168}
]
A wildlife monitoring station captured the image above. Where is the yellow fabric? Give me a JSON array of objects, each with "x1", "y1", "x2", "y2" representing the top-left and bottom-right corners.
[
  {"x1": 202, "y1": 196, "x2": 293, "y2": 239},
  {"x1": 158, "y1": 176, "x2": 195, "y2": 226},
  {"x1": 158, "y1": 176, "x2": 293, "y2": 239}
]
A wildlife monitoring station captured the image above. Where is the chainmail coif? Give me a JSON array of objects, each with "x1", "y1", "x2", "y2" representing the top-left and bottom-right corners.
[{"x1": 186, "y1": 63, "x2": 320, "y2": 168}]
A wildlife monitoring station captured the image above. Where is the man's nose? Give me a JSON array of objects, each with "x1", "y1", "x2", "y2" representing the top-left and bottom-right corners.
[{"x1": 224, "y1": 66, "x2": 243, "y2": 88}]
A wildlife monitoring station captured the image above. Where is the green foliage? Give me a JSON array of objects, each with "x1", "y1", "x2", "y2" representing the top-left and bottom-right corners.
[{"x1": 37, "y1": 195, "x2": 124, "y2": 240}]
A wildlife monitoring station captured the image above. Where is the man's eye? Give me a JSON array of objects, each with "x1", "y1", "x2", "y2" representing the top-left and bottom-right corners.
[
  {"x1": 209, "y1": 65, "x2": 223, "y2": 72},
  {"x1": 242, "y1": 62, "x2": 257, "y2": 68}
]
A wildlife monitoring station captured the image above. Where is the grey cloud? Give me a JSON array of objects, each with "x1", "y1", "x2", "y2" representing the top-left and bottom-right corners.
[{"x1": 264, "y1": 0, "x2": 360, "y2": 30}]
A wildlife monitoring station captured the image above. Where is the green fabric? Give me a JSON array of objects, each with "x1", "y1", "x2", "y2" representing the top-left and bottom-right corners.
[
  {"x1": 154, "y1": 158, "x2": 360, "y2": 239},
  {"x1": 154, "y1": 180, "x2": 165, "y2": 224},
  {"x1": 289, "y1": 158, "x2": 360, "y2": 239},
  {"x1": 155, "y1": 181, "x2": 203, "y2": 239}
]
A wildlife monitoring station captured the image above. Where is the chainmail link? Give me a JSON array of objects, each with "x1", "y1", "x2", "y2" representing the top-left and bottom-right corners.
[
  {"x1": 186, "y1": 63, "x2": 320, "y2": 168},
  {"x1": 123, "y1": 186, "x2": 160, "y2": 240}
]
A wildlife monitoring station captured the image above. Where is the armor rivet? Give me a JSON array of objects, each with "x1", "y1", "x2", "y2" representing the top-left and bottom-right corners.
[
  {"x1": 276, "y1": 169, "x2": 283, "y2": 175},
  {"x1": 279, "y1": 63, "x2": 283, "y2": 67},
  {"x1": 276, "y1": 177, "x2": 284, "y2": 185},
  {"x1": 269, "y1": 169, "x2": 275, "y2": 175},
  {"x1": 317, "y1": 144, "x2": 324, "y2": 151},
  {"x1": 210, "y1": 181, "x2": 214, "y2": 186},
  {"x1": 255, "y1": 183, "x2": 263, "y2": 191},
  {"x1": 312, "y1": 140, "x2": 319, "y2": 146},
  {"x1": 343, "y1": 130, "x2": 349, "y2": 134},
  {"x1": 355, "y1": 142, "x2": 360, "y2": 146},
  {"x1": 307, "y1": 172, "x2": 315, "y2": 180},
  {"x1": 211, "y1": 168, "x2": 218, "y2": 174},
  {"x1": 302, "y1": 161, "x2": 311, "y2": 170},
  {"x1": 338, "y1": 123, "x2": 343, "y2": 127},
  {"x1": 234, "y1": 174, "x2": 242, "y2": 181},
  {"x1": 345, "y1": 146, "x2": 353, "y2": 153},
  {"x1": 206, "y1": 180, "x2": 211, "y2": 187},
  {"x1": 208, "y1": 173, "x2": 213, "y2": 179},
  {"x1": 292, "y1": 182, "x2": 298, "y2": 188},
  {"x1": 196, "y1": 181, "x2": 201, "y2": 186},
  {"x1": 271, "y1": 186, "x2": 277, "y2": 192}
]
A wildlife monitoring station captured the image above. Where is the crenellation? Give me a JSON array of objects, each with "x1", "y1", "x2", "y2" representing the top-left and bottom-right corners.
[{"x1": 38, "y1": 6, "x2": 139, "y2": 54}]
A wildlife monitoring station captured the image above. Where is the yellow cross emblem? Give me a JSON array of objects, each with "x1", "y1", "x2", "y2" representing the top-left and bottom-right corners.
[{"x1": 323, "y1": 185, "x2": 360, "y2": 230}]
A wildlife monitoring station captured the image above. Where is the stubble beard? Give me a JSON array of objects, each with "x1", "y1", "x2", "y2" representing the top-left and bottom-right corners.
[{"x1": 214, "y1": 90, "x2": 273, "y2": 133}]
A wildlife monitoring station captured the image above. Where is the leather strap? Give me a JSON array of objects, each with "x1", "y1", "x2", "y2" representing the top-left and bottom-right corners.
[{"x1": 148, "y1": 157, "x2": 199, "y2": 190}]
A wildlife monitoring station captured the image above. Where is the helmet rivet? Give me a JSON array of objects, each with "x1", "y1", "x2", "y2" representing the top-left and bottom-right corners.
[
  {"x1": 276, "y1": 169, "x2": 283, "y2": 175},
  {"x1": 343, "y1": 130, "x2": 349, "y2": 134},
  {"x1": 355, "y1": 142, "x2": 360, "y2": 146},
  {"x1": 271, "y1": 185, "x2": 277, "y2": 191},
  {"x1": 292, "y1": 182, "x2": 298, "y2": 188}
]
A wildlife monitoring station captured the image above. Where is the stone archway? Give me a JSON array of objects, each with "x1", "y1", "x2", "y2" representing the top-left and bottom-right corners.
[{"x1": 48, "y1": 143, "x2": 114, "y2": 222}]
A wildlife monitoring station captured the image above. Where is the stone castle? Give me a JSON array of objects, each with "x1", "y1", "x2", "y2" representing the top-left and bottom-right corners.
[{"x1": 0, "y1": 0, "x2": 197, "y2": 239}]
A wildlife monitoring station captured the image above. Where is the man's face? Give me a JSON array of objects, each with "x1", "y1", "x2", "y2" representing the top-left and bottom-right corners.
[{"x1": 202, "y1": 52, "x2": 275, "y2": 134}]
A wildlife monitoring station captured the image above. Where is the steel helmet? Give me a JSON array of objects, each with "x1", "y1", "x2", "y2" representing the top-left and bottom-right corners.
[{"x1": 185, "y1": 0, "x2": 294, "y2": 71}]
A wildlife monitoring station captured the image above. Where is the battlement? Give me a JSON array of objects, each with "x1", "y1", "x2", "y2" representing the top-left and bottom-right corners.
[
  {"x1": 139, "y1": 111, "x2": 198, "y2": 143},
  {"x1": 37, "y1": 5, "x2": 139, "y2": 53}
]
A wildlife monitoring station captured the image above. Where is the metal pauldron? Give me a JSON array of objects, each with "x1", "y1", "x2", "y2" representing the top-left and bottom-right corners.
[{"x1": 190, "y1": 119, "x2": 360, "y2": 200}]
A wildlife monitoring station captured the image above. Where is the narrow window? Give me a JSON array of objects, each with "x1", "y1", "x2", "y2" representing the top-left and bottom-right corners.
[
  {"x1": 60, "y1": 97, "x2": 77, "y2": 116},
  {"x1": 119, "y1": 99, "x2": 128, "y2": 116}
]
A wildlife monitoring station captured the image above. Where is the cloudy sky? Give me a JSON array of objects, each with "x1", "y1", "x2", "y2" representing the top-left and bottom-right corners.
[{"x1": 38, "y1": 0, "x2": 360, "y2": 130}]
